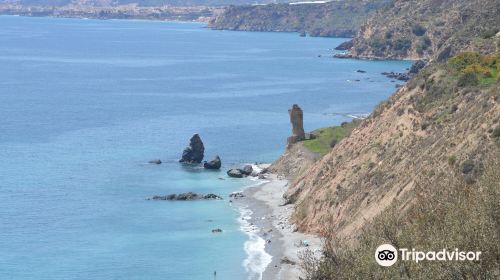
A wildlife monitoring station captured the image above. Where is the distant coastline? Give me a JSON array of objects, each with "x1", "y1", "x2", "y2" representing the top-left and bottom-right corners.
[{"x1": 0, "y1": 4, "x2": 223, "y2": 22}]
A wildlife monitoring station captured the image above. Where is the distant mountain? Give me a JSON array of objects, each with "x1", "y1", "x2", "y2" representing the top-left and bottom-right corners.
[
  {"x1": 209, "y1": 0, "x2": 391, "y2": 37},
  {"x1": 0, "y1": 0, "x2": 294, "y2": 6}
]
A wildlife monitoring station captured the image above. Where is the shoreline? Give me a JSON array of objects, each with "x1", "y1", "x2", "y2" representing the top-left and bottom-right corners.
[{"x1": 235, "y1": 172, "x2": 322, "y2": 280}]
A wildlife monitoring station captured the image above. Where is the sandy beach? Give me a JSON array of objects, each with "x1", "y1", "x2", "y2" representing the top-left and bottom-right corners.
[{"x1": 234, "y1": 173, "x2": 322, "y2": 280}]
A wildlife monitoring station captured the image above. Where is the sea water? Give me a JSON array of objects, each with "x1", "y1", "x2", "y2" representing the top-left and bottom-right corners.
[{"x1": 0, "y1": 16, "x2": 411, "y2": 280}]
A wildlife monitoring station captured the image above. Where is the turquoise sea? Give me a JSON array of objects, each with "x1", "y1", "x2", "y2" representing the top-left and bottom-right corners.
[{"x1": 0, "y1": 16, "x2": 411, "y2": 280}]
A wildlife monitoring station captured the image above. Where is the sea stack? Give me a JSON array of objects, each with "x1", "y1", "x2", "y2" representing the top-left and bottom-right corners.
[
  {"x1": 179, "y1": 134, "x2": 205, "y2": 164},
  {"x1": 287, "y1": 104, "x2": 306, "y2": 145}
]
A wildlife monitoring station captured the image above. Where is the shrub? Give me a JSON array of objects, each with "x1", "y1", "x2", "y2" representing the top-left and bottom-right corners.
[
  {"x1": 393, "y1": 38, "x2": 412, "y2": 52},
  {"x1": 492, "y1": 126, "x2": 500, "y2": 138},
  {"x1": 369, "y1": 37, "x2": 388, "y2": 55},
  {"x1": 412, "y1": 24, "x2": 427, "y2": 36},
  {"x1": 481, "y1": 28, "x2": 499, "y2": 39},
  {"x1": 330, "y1": 138, "x2": 338, "y2": 148},
  {"x1": 416, "y1": 37, "x2": 431, "y2": 55},
  {"x1": 448, "y1": 52, "x2": 483, "y2": 71},
  {"x1": 461, "y1": 159, "x2": 475, "y2": 174},
  {"x1": 457, "y1": 72, "x2": 479, "y2": 87},
  {"x1": 462, "y1": 63, "x2": 492, "y2": 77},
  {"x1": 448, "y1": 155, "x2": 457, "y2": 166}
]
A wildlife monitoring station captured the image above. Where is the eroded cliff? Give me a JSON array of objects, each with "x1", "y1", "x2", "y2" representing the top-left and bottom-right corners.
[{"x1": 287, "y1": 53, "x2": 500, "y2": 242}]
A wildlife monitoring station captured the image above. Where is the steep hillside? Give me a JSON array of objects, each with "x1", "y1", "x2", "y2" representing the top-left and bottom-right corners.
[
  {"x1": 349, "y1": 0, "x2": 500, "y2": 60},
  {"x1": 286, "y1": 52, "x2": 500, "y2": 244},
  {"x1": 209, "y1": 0, "x2": 391, "y2": 37}
]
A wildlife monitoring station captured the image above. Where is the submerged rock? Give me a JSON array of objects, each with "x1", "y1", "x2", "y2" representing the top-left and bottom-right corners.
[
  {"x1": 203, "y1": 155, "x2": 222, "y2": 170},
  {"x1": 149, "y1": 192, "x2": 222, "y2": 201},
  {"x1": 179, "y1": 134, "x2": 205, "y2": 164}
]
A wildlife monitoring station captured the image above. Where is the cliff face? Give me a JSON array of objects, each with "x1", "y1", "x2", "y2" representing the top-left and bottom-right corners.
[
  {"x1": 349, "y1": 0, "x2": 500, "y2": 60},
  {"x1": 208, "y1": 0, "x2": 391, "y2": 38},
  {"x1": 286, "y1": 53, "x2": 500, "y2": 241}
]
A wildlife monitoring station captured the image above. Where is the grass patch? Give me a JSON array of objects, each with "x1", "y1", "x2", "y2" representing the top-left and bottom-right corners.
[{"x1": 302, "y1": 120, "x2": 360, "y2": 155}]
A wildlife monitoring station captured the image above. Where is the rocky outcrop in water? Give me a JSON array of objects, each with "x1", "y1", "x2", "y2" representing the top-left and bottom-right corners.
[
  {"x1": 226, "y1": 165, "x2": 254, "y2": 178},
  {"x1": 287, "y1": 104, "x2": 306, "y2": 145},
  {"x1": 229, "y1": 192, "x2": 245, "y2": 199},
  {"x1": 382, "y1": 71, "x2": 411, "y2": 81},
  {"x1": 179, "y1": 134, "x2": 205, "y2": 164},
  {"x1": 241, "y1": 165, "x2": 253, "y2": 176},
  {"x1": 203, "y1": 155, "x2": 221, "y2": 170},
  {"x1": 149, "y1": 192, "x2": 222, "y2": 201},
  {"x1": 227, "y1": 169, "x2": 244, "y2": 178}
]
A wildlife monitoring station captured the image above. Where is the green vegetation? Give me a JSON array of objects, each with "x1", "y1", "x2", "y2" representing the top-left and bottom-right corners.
[
  {"x1": 448, "y1": 52, "x2": 500, "y2": 85},
  {"x1": 412, "y1": 24, "x2": 427, "y2": 36},
  {"x1": 365, "y1": 35, "x2": 414, "y2": 56},
  {"x1": 301, "y1": 162, "x2": 500, "y2": 279},
  {"x1": 447, "y1": 155, "x2": 457, "y2": 166},
  {"x1": 416, "y1": 36, "x2": 432, "y2": 55},
  {"x1": 493, "y1": 126, "x2": 500, "y2": 138},
  {"x1": 302, "y1": 120, "x2": 360, "y2": 155},
  {"x1": 415, "y1": 52, "x2": 499, "y2": 112}
]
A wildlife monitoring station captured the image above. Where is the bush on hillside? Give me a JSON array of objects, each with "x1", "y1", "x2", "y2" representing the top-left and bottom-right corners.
[
  {"x1": 412, "y1": 24, "x2": 427, "y2": 36},
  {"x1": 457, "y1": 72, "x2": 479, "y2": 87}
]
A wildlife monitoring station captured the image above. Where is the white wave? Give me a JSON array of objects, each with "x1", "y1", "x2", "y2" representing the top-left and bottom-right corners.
[{"x1": 238, "y1": 207, "x2": 272, "y2": 280}]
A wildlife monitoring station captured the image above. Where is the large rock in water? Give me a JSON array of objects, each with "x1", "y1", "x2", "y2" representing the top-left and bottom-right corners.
[
  {"x1": 241, "y1": 165, "x2": 253, "y2": 176},
  {"x1": 227, "y1": 169, "x2": 244, "y2": 178},
  {"x1": 179, "y1": 134, "x2": 205, "y2": 164},
  {"x1": 287, "y1": 104, "x2": 305, "y2": 145},
  {"x1": 204, "y1": 155, "x2": 221, "y2": 170}
]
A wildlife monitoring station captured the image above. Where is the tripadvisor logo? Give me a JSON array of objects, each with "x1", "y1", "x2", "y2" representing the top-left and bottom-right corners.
[
  {"x1": 375, "y1": 244, "x2": 398, "y2": 267},
  {"x1": 375, "y1": 244, "x2": 481, "y2": 267}
]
